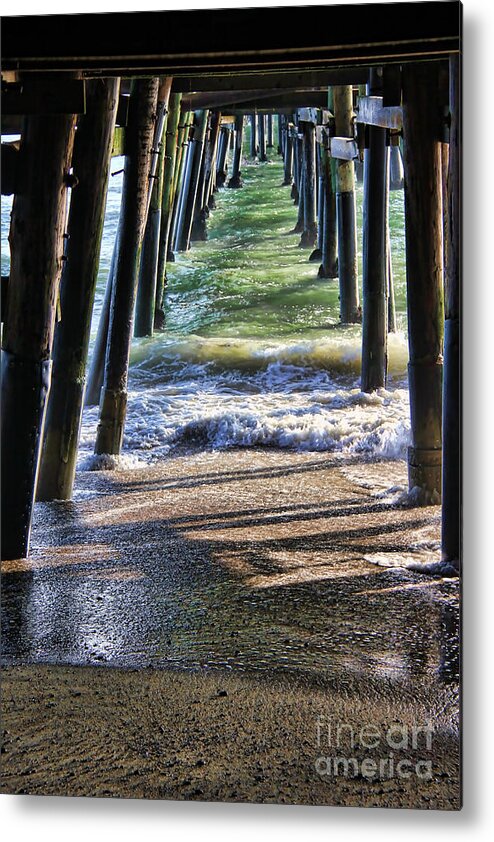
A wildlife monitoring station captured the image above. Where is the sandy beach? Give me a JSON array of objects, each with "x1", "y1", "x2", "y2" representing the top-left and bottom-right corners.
[{"x1": 1, "y1": 449, "x2": 459, "y2": 808}]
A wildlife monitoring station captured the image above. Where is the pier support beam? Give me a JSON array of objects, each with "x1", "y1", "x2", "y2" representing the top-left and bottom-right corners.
[
  {"x1": 37, "y1": 78, "x2": 120, "y2": 501},
  {"x1": 154, "y1": 92, "x2": 182, "y2": 329},
  {"x1": 1, "y1": 102, "x2": 77, "y2": 558},
  {"x1": 267, "y1": 114, "x2": 274, "y2": 148},
  {"x1": 361, "y1": 68, "x2": 388, "y2": 392},
  {"x1": 402, "y1": 62, "x2": 444, "y2": 500},
  {"x1": 228, "y1": 115, "x2": 244, "y2": 187},
  {"x1": 441, "y1": 54, "x2": 460, "y2": 566},
  {"x1": 175, "y1": 110, "x2": 209, "y2": 251},
  {"x1": 318, "y1": 138, "x2": 338, "y2": 278},
  {"x1": 258, "y1": 113, "x2": 267, "y2": 161},
  {"x1": 249, "y1": 112, "x2": 258, "y2": 158},
  {"x1": 282, "y1": 126, "x2": 294, "y2": 185},
  {"x1": 135, "y1": 78, "x2": 173, "y2": 336},
  {"x1": 216, "y1": 125, "x2": 231, "y2": 187},
  {"x1": 94, "y1": 78, "x2": 159, "y2": 456},
  {"x1": 333, "y1": 85, "x2": 360, "y2": 323},
  {"x1": 299, "y1": 121, "x2": 317, "y2": 248}
]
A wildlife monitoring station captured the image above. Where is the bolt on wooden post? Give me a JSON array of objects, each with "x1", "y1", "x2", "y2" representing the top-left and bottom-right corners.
[
  {"x1": 1, "y1": 86, "x2": 77, "y2": 558},
  {"x1": 94, "y1": 77, "x2": 159, "y2": 457},
  {"x1": 37, "y1": 77, "x2": 120, "y2": 501},
  {"x1": 333, "y1": 85, "x2": 360, "y2": 323},
  {"x1": 402, "y1": 62, "x2": 445, "y2": 501}
]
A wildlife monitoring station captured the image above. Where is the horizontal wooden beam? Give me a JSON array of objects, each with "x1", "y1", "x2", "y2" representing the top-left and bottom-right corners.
[
  {"x1": 2, "y1": 79, "x2": 86, "y2": 115},
  {"x1": 171, "y1": 68, "x2": 370, "y2": 92},
  {"x1": 356, "y1": 95, "x2": 403, "y2": 129},
  {"x1": 226, "y1": 92, "x2": 330, "y2": 112},
  {"x1": 179, "y1": 88, "x2": 319, "y2": 111},
  {"x1": 1, "y1": 4, "x2": 461, "y2": 74}
]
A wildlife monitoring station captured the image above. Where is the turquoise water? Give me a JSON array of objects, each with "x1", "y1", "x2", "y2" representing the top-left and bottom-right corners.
[{"x1": 1, "y1": 139, "x2": 411, "y2": 467}]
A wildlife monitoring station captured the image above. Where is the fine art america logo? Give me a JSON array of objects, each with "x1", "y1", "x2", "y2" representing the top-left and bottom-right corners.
[{"x1": 315, "y1": 716, "x2": 434, "y2": 781}]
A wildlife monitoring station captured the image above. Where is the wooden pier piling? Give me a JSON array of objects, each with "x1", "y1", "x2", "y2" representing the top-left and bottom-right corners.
[
  {"x1": 228, "y1": 115, "x2": 244, "y2": 187},
  {"x1": 94, "y1": 78, "x2": 159, "y2": 456},
  {"x1": 361, "y1": 68, "x2": 388, "y2": 392},
  {"x1": 402, "y1": 62, "x2": 444, "y2": 500},
  {"x1": 441, "y1": 54, "x2": 460, "y2": 565},
  {"x1": 249, "y1": 112, "x2": 258, "y2": 158},
  {"x1": 154, "y1": 93, "x2": 182, "y2": 329},
  {"x1": 175, "y1": 110, "x2": 209, "y2": 251},
  {"x1": 267, "y1": 113, "x2": 274, "y2": 148},
  {"x1": 37, "y1": 78, "x2": 120, "y2": 501},
  {"x1": 258, "y1": 113, "x2": 267, "y2": 161},
  {"x1": 317, "y1": 133, "x2": 338, "y2": 278},
  {"x1": 282, "y1": 124, "x2": 294, "y2": 185},
  {"x1": 299, "y1": 120, "x2": 317, "y2": 248},
  {"x1": 333, "y1": 85, "x2": 360, "y2": 323},
  {"x1": 1, "y1": 96, "x2": 77, "y2": 558},
  {"x1": 134, "y1": 78, "x2": 173, "y2": 336}
]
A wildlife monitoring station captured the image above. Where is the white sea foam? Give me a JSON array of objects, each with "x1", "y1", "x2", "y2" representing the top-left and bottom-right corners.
[
  {"x1": 364, "y1": 552, "x2": 459, "y2": 578},
  {"x1": 78, "y1": 346, "x2": 411, "y2": 469}
]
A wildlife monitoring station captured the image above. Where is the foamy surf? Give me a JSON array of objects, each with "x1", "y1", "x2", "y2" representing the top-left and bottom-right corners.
[
  {"x1": 364, "y1": 552, "x2": 459, "y2": 578},
  {"x1": 78, "y1": 360, "x2": 411, "y2": 468}
]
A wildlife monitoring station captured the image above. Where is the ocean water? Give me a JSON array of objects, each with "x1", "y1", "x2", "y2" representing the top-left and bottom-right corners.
[{"x1": 1, "y1": 140, "x2": 411, "y2": 470}]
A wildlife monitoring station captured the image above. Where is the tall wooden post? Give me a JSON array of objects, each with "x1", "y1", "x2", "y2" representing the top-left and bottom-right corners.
[
  {"x1": 168, "y1": 110, "x2": 193, "y2": 254},
  {"x1": 389, "y1": 144, "x2": 404, "y2": 190},
  {"x1": 299, "y1": 120, "x2": 317, "y2": 248},
  {"x1": 94, "y1": 78, "x2": 158, "y2": 456},
  {"x1": 228, "y1": 115, "x2": 244, "y2": 187},
  {"x1": 84, "y1": 221, "x2": 120, "y2": 407},
  {"x1": 282, "y1": 125, "x2": 294, "y2": 185},
  {"x1": 333, "y1": 85, "x2": 360, "y2": 323},
  {"x1": 258, "y1": 113, "x2": 267, "y2": 161},
  {"x1": 37, "y1": 78, "x2": 120, "y2": 501},
  {"x1": 442, "y1": 54, "x2": 460, "y2": 566},
  {"x1": 154, "y1": 93, "x2": 182, "y2": 329},
  {"x1": 318, "y1": 133, "x2": 338, "y2": 279},
  {"x1": 204, "y1": 110, "x2": 222, "y2": 209},
  {"x1": 386, "y1": 148, "x2": 397, "y2": 332},
  {"x1": 361, "y1": 68, "x2": 388, "y2": 392},
  {"x1": 175, "y1": 110, "x2": 208, "y2": 251},
  {"x1": 250, "y1": 112, "x2": 258, "y2": 158},
  {"x1": 216, "y1": 126, "x2": 230, "y2": 187},
  {"x1": 267, "y1": 114, "x2": 274, "y2": 148},
  {"x1": 402, "y1": 62, "x2": 444, "y2": 499},
  {"x1": 277, "y1": 113, "x2": 283, "y2": 153},
  {"x1": 1, "y1": 100, "x2": 77, "y2": 559},
  {"x1": 134, "y1": 79, "x2": 172, "y2": 337}
]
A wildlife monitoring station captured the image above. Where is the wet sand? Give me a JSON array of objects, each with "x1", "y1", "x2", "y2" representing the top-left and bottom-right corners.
[{"x1": 1, "y1": 449, "x2": 460, "y2": 808}]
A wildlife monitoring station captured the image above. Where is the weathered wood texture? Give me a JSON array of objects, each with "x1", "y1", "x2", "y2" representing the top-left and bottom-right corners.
[
  {"x1": 154, "y1": 93, "x2": 182, "y2": 329},
  {"x1": 361, "y1": 68, "x2": 388, "y2": 392},
  {"x1": 299, "y1": 121, "x2": 317, "y2": 248},
  {"x1": 95, "y1": 78, "x2": 159, "y2": 456},
  {"x1": 333, "y1": 85, "x2": 360, "y2": 323},
  {"x1": 228, "y1": 114, "x2": 244, "y2": 188},
  {"x1": 258, "y1": 113, "x2": 267, "y2": 161},
  {"x1": 1, "y1": 99, "x2": 77, "y2": 559},
  {"x1": 441, "y1": 54, "x2": 460, "y2": 565},
  {"x1": 175, "y1": 110, "x2": 209, "y2": 250},
  {"x1": 134, "y1": 78, "x2": 173, "y2": 336},
  {"x1": 402, "y1": 62, "x2": 444, "y2": 499},
  {"x1": 37, "y1": 77, "x2": 120, "y2": 501}
]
